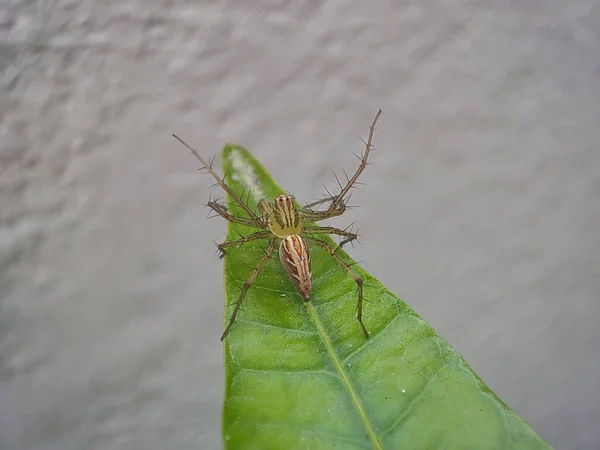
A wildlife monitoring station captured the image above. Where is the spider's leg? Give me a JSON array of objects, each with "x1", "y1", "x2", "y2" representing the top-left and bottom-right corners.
[
  {"x1": 305, "y1": 237, "x2": 369, "y2": 338},
  {"x1": 216, "y1": 230, "x2": 272, "y2": 259},
  {"x1": 302, "y1": 225, "x2": 358, "y2": 248},
  {"x1": 221, "y1": 238, "x2": 277, "y2": 341},
  {"x1": 172, "y1": 134, "x2": 265, "y2": 228},
  {"x1": 303, "y1": 196, "x2": 337, "y2": 210},
  {"x1": 323, "y1": 109, "x2": 382, "y2": 217},
  {"x1": 299, "y1": 204, "x2": 346, "y2": 222},
  {"x1": 206, "y1": 200, "x2": 260, "y2": 228}
]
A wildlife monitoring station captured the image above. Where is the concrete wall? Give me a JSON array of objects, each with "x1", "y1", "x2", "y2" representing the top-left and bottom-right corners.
[{"x1": 2, "y1": 1, "x2": 599, "y2": 449}]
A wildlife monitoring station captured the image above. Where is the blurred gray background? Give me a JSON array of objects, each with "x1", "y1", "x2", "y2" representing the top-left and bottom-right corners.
[{"x1": 1, "y1": 1, "x2": 599, "y2": 449}]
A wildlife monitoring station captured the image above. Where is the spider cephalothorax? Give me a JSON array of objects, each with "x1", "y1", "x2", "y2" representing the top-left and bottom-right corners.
[
  {"x1": 173, "y1": 109, "x2": 382, "y2": 341},
  {"x1": 258, "y1": 195, "x2": 302, "y2": 238}
]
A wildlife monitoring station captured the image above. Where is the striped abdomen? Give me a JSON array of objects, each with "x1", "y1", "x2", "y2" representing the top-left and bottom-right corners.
[{"x1": 279, "y1": 235, "x2": 312, "y2": 301}]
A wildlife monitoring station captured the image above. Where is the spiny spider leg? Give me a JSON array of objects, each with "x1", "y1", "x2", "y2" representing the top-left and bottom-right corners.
[
  {"x1": 206, "y1": 200, "x2": 258, "y2": 228},
  {"x1": 299, "y1": 204, "x2": 346, "y2": 222},
  {"x1": 216, "y1": 230, "x2": 272, "y2": 259},
  {"x1": 324, "y1": 109, "x2": 382, "y2": 216},
  {"x1": 304, "y1": 236, "x2": 369, "y2": 338},
  {"x1": 303, "y1": 196, "x2": 338, "y2": 210},
  {"x1": 302, "y1": 225, "x2": 358, "y2": 248},
  {"x1": 221, "y1": 238, "x2": 277, "y2": 341},
  {"x1": 172, "y1": 134, "x2": 265, "y2": 228},
  {"x1": 302, "y1": 189, "x2": 357, "y2": 214}
]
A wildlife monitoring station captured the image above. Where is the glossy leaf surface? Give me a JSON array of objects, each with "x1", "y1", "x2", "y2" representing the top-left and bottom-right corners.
[{"x1": 219, "y1": 144, "x2": 551, "y2": 450}]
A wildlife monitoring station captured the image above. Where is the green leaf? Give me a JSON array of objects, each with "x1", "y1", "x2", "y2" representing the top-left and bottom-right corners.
[{"x1": 219, "y1": 144, "x2": 551, "y2": 450}]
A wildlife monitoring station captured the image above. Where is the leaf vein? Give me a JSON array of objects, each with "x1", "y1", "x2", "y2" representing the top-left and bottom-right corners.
[
  {"x1": 305, "y1": 302, "x2": 385, "y2": 450},
  {"x1": 230, "y1": 368, "x2": 339, "y2": 388},
  {"x1": 383, "y1": 361, "x2": 448, "y2": 438},
  {"x1": 235, "y1": 319, "x2": 317, "y2": 336}
]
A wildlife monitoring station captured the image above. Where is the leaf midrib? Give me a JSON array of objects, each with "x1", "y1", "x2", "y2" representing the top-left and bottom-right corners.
[{"x1": 305, "y1": 301, "x2": 384, "y2": 450}]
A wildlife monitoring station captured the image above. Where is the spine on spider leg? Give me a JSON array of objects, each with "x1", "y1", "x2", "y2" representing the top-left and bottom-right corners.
[
  {"x1": 279, "y1": 235, "x2": 312, "y2": 302},
  {"x1": 325, "y1": 109, "x2": 382, "y2": 215}
]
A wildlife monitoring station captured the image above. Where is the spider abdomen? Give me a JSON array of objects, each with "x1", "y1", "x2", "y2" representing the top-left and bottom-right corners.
[{"x1": 279, "y1": 235, "x2": 312, "y2": 301}]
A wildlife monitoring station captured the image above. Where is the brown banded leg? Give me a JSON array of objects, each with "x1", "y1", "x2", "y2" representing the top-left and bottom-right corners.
[
  {"x1": 324, "y1": 109, "x2": 382, "y2": 216},
  {"x1": 303, "y1": 197, "x2": 336, "y2": 209},
  {"x1": 299, "y1": 203, "x2": 346, "y2": 222},
  {"x1": 172, "y1": 133, "x2": 265, "y2": 228},
  {"x1": 302, "y1": 225, "x2": 358, "y2": 248},
  {"x1": 299, "y1": 110, "x2": 382, "y2": 222},
  {"x1": 206, "y1": 201, "x2": 258, "y2": 228},
  {"x1": 221, "y1": 238, "x2": 277, "y2": 341},
  {"x1": 216, "y1": 230, "x2": 272, "y2": 259},
  {"x1": 304, "y1": 237, "x2": 369, "y2": 338}
]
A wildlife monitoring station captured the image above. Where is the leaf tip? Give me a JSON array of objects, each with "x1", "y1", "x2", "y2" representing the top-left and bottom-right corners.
[{"x1": 222, "y1": 143, "x2": 252, "y2": 162}]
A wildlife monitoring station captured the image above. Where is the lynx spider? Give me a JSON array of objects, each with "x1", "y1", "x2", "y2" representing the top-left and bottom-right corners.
[{"x1": 173, "y1": 109, "x2": 382, "y2": 341}]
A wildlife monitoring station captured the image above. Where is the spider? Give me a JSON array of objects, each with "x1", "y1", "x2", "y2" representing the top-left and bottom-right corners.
[{"x1": 172, "y1": 109, "x2": 382, "y2": 341}]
